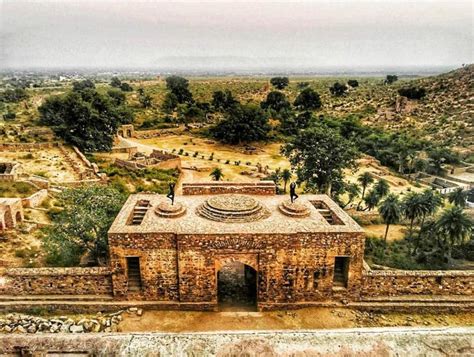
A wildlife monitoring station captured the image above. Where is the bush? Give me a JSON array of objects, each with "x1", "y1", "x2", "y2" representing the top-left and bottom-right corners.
[{"x1": 398, "y1": 86, "x2": 426, "y2": 100}]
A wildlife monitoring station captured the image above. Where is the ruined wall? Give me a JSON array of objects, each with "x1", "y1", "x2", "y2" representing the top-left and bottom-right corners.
[
  {"x1": 22, "y1": 189, "x2": 48, "y2": 208},
  {"x1": 182, "y1": 182, "x2": 276, "y2": 196},
  {"x1": 0, "y1": 268, "x2": 112, "y2": 296},
  {"x1": 0, "y1": 143, "x2": 60, "y2": 151},
  {"x1": 362, "y1": 269, "x2": 474, "y2": 297}
]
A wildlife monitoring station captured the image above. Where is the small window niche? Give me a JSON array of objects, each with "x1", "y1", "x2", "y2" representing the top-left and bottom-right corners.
[{"x1": 333, "y1": 256, "x2": 350, "y2": 289}]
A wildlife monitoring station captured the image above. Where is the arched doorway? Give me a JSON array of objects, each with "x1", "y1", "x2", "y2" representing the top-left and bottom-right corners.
[
  {"x1": 15, "y1": 211, "x2": 22, "y2": 224},
  {"x1": 217, "y1": 261, "x2": 257, "y2": 311}
]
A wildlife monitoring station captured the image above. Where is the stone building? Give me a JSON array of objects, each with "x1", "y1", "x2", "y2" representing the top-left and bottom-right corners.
[
  {"x1": 0, "y1": 198, "x2": 24, "y2": 231},
  {"x1": 108, "y1": 182, "x2": 365, "y2": 311}
]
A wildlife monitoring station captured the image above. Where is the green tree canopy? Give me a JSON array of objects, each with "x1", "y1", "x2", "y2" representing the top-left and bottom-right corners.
[
  {"x1": 212, "y1": 90, "x2": 238, "y2": 111},
  {"x1": 39, "y1": 89, "x2": 133, "y2": 152},
  {"x1": 72, "y1": 79, "x2": 95, "y2": 92},
  {"x1": 260, "y1": 91, "x2": 291, "y2": 112},
  {"x1": 211, "y1": 104, "x2": 270, "y2": 145},
  {"x1": 379, "y1": 194, "x2": 402, "y2": 242},
  {"x1": 282, "y1": 124, "x2": 359, "y2": 193},
  {"x1": 270, "y1": 77, "x2": 289, "y2": 90},
  {"x1": 293, "y1": 88, "x2": 322, "y2": 111},
  {"x1": 165, "y1": 75, "x2": 193, "y2": 104},
  {"x1": 385, "y1": 75, "x2": 398, "y2": 84},
  {"x1": 347, "y1": 79, "x2": 359, "y2": 88},
  {"x1": 448, "y1": 188, "x2": 468, "y2": 208},
  {"x1": 436, "y1": 206, "x2": 473, "y2": 259},
  {"x1": 329, "y1": 82, "x2": 348, "y2": 97},
  {"x1": 43, "y1": 186, "x2": 126, "y2": 266},
  {"x1": 0, "y1": 88, "x2": 28, "y2": 103}
]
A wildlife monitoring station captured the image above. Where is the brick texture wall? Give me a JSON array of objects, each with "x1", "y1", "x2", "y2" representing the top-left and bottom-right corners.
[
  {"x1": 0, "y1": 267, "x2": 113, "y2": 295},
  {"x1": 182, "y1": 182, "x2": 276, "y2": 196}
]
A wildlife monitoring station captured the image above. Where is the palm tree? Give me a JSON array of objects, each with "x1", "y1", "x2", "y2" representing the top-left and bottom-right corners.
[
  {"x1": 357, "y1": 172, "x2": 374, "y2": 210},
  {"x1": 402, "y1": 192, "x2": 426, "y2": 238},
  {"x1": 379, "y1": 194, "x2": 402, "y2": 244},
  {"x1": 342, "y1": 183, "x2": 360, "y2": 209},
  {"x1": 374, "y1": 179, "x2": 390, "y2": 198},
  {"x1": 436, "y1": 206, "x2": 473, "y2": 259},
  {"x1": 419, "y1": 189, "x2": 443, "y2": 229},
  {"x1": 210, "y1": 168, "x2": 224, "y2": 181},
  {"x1": 448, "y1": 188, "x2": 467, "y2": 208},
  {"x1": 281, "y1": 169, "x2": 292, "y2": 193},
  {"x1": 364, "y1": 189, "x2": 380, "y2": 211}
]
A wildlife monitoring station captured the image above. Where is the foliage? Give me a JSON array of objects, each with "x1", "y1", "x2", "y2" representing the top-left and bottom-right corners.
[
  {"x1": 39, "y1": 88, "x2": 133, "y2": 152},
  {"x1": 448, "y1": 188, "x2": 468, "y2": 207},
  {"x1": 329, "y1": 82, "x2": 348, "y2": 96},
  {"x1": 426, "y1": 147, "x2": 460, "y2": 175},
  {"x1": 379, "y1": 194, "x2": 402, "y2": 242},
  {"x1": 293, "y1": 88, "x2": 322, "y2": 111},
  {"x1": 72, "y1": 79, "x2": 95, "y2": 92},
  {"x1": 279, "y1": 111, "x2": 313, "y2": 136},
  {"x1": 138, "y1": 90, "x2": 153, "y2": 108},
  {"x1": 270, "y1": 77, "x2": 289, "y2": 90},
  {"x1": 398, "y1": 86, "x2": 426, "y2": 100},
  {"x1": 260, "y1": 91, "x2": 291, "y2": 112},
  {"x1": 43, "y1": 186, "x2": 126, "y2": 266},
  {"x1": 282, "y1": 123, "x2": 359, "y2": 193},
  {"x1": 385, "y1": 75, "x2": 398, "y2": 84},
  {"x1": 165, "y1": 75, "x2": 193, "y2": 104},
  {"x1": 436, "y1": 206, "x2": 473, "y2": 258},
  {"x1": 162, "y1": 92, "x2": 178, "y2": 112},
  {"x1": 347, "y1": 79, "x2": 359, "y2": 88},
  {"x1": 364, "y1": 189, "x2": 380, "y2": 211},
  {"x1": 373, "y1": 179, "x2": 390, "y2": 198},
  {"x1": 212, "y1": 90, "x2": 238, "y2": 111},
  {"x1": 110, "y1": 77, "x2": 122, "y2": 88},
  {"x1": 357, "y1": 172, "x2": 374, "y2": 210},
  {"x1": 0, "y1": 88, "x2": 28, "y2": 103},
  {"x1": 281, "y1": 169, "x2": 292, "y2": 193},
  {"x1": 210, "y1": 167, "x2": 224, "y2": 181},
  {"x1": 211, "y1": 104, "x2": 270, "y2": 144}
]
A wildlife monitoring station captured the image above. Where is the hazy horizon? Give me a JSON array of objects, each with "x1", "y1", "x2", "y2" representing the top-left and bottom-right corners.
[{"x1": 1, "y1": 1, "x2": 472, "y2": 72}]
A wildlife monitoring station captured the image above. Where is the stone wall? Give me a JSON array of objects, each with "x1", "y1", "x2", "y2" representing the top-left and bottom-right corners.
[
  {"x1": 0, "y1": 142, "x2": 60, "y2": 151},
  {"x1": 108, "y1": 231, "x2": 365, "y2": 310},
  {"x1": 182, "y1": 182, "x2": 276, "y2": 196},
  {"x1": 0, "y1": 267, "x2": 113, "y2": 296},
  {"x1": 362, "y1": 269, "x2": 474, "y2": 297},
  {"x1": 22, "y1": 189, "x2": 48, "y2": 208}
]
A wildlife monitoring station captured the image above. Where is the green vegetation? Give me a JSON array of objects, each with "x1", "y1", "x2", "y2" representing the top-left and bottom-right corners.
[
  {"x1": 0, "y1": 182, "x2": 36, "y2": 197},
  {"x1": 270, "y1": 77, "x2": 289, "y2": 90},
  {"x1": 43, "y1": 186, "x2": 126, "y2": 266}
]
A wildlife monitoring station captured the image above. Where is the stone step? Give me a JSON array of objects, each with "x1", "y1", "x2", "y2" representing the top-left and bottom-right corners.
[{"x1": 0, "y1": 294, "x2": 114, "y2": 302}]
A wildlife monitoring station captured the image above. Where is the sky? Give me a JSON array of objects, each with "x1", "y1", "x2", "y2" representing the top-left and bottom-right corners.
[{"x1": 1, "y1": 0, "x2": 473, "y2": 71}]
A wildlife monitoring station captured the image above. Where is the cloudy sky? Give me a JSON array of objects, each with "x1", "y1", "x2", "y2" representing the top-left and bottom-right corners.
[{"x1": 1, "y1": 0, "x2": 472, "y2": 71}]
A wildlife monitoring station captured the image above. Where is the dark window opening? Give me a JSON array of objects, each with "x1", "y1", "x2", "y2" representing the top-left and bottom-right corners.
[
  {"x1": 333, "y1": 257, "x2": 350, "y2": 288},
  {"x1": 313, "y1": 271, "x2": 320, "y2": 289},
  {"x1": 435, "y1": 276, "x2": 443, "y2": 285},
  {"x1": 127, "y1": 257, "x2": 142, "y2": 292}
]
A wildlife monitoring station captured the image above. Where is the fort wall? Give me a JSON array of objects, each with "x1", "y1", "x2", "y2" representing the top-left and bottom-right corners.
[
  {"x1": 182, "y1": 182, "x2": 276, "y2": 196},
  {"x1": 0, "y1": 268, "x2": 112, "y2": 296}
]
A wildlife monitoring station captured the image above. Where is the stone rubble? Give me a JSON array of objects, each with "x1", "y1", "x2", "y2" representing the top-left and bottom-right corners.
[{"x1": 0, "y1": 307, "x2": 140, "y2": 334}]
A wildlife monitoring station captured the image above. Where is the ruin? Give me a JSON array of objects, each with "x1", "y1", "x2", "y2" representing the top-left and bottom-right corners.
[
  {"x1": 115, "y1": 149, "x2": 181, "y2": 171},
  {"x1": 108, "y1": 181, "x2": 366, "y2": 310},
  {"x1": 0, "y1": 162, "x2": 20, "y2": 181},
  {"x1": 0, "y1": 198, "x2": 24, "y2": 232}
]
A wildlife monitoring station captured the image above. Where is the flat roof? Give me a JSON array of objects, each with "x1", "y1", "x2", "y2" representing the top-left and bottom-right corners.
[{"x1": 109, "y1": 193, "x2": 364, "y2": 235}]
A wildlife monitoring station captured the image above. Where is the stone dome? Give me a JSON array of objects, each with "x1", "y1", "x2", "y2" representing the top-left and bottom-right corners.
[{"x1": 196, "y1": 194, "x2": 270, "y2": 223}]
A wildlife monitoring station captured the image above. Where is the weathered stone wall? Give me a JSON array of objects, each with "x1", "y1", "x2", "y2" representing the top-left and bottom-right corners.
[
  {"x1": 362, "y1": 269, "x2": 474, "y2": 297},
  {"x1": 21, "y1": 189, "x2": 48, "y2": 208},
  {"x1": 0, "y1": 267, "x2": 112, "y2": 296},
  {"x1": 0, "y1": 142, "x2": 60, "y2": 151},
  {"x1": 182, "y1": 182, "x2": 276, "y2": 196},
  {"x1": 109, "y1": 231, "x2": 365, "y2": 309}
]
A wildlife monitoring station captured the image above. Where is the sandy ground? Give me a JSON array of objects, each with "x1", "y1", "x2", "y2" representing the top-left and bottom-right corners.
[
  {"x1": 1, "y1": 148, "x2": 81, "y2": 183},
  {"x1": 363, "y1": 224, "x2": 406, "y2": 241},
  {"x1": 118, "y1": 308, "x2": 474, "y2": 333}
]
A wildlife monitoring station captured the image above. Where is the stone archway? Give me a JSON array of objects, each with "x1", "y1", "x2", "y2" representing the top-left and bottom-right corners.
[
  {"x1": 217, "y1": 261, "x2": 257, "y2": 311},
  {"x1": 3, "y1": 210, "x2": 13, "y2": 229},
  {"x1": 15, "y1": 211, "x2": 22, "y2": 224}
]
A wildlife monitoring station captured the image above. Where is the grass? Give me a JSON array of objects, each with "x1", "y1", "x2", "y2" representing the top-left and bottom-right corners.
[{"x1": 0, "y1": 181, "x2": 36, "y2": 198}]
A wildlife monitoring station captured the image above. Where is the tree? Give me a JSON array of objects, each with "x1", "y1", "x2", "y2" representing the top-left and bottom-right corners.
[
  {"x1": 212, "y1": 90, "x2": 238, "y2": 111},
  {"x1": 107, "y1": 89, "x2": 126, "y2": 106},
  {"x1": 417, "y1": 189, "x2": 443, "y2": 245},
  {"x1": 282, "y1": 124, "x2": 359, "y2": 194},
  {"x1": 347, "y1": 80, "x2": 359, "y2": 88},
  {"x1": 72, "y1": 79, "x2": 95, "y2": 92},
  {"x1": 342, "y1": 182, "x2": 360, "y2": 208},
  {"x1": 293, "y1": 88, "x2": 322, "y2": 111},
  {"x1": 357, "y1": 172, "x2": 374, "y2": 210},
  {"x1": 165, "y1": 75, "x2": 193, "y2": 104},
  {"x1": 398, "y1": 86, "x2": 426, "y2": 100},
  {"x1": 120, "y1": 82, "x2": 133, "y2": 92},
  {"x1": 448, "y1": 188, "x2": 467, "y2": 207},
  {"x1": 379, "y1": 194, "x2": 402, "y2": 243},
  {"x1": 374, "y1": 179, "x2": 390, "y2": 198},
  {"x1": 39, "y1": 89, "x2": 133, "y2": 152},
  {"x1": 260, "y1": 91, "x2": 291, "y2": 112},
  {"x1": 436, "y1": 206, "x2": 473, "y2": 259},
  {"x1": 211, "y1": 104, "x2": 270, "y2": 144},
  {"x1": 43, "y1": 186, "x2": 126, "y2": 266},
  {"x1": 210, "y1": 167, "x2": 224, "y2": 181},
  {"x1": 139, "y1": 92, "x2": 153, "y2": 108},
  {"x1": 110, "y1": 77, "x2": 122, "y2": 88},
  {"x1": 162, "y1": 92, "x2": 178, "y2": 113},
  {"x1": 427, "y1": 147, "x2": 460, "y2": 175},
  {"x1": 329, "y1": 82, "x2": 348, "y2": 97},
  {"x1": 402, "y1": 192, "x2": 426, "y2": 239},
  {"x1": 385, "y1": 75, "x2": 398, "y2": 84},
  {"x1": 270, "y1": 77, "x2": 289, "y2": 90},
  {"x1": 1, "y1": 88, "x2": 28, "y2": 103},
  {"x1": 281, "y1": 169, "x2": 292, "y2": 193},
  {"x1": 364, "y1": 189, "x2": 380, "y2": 211}
]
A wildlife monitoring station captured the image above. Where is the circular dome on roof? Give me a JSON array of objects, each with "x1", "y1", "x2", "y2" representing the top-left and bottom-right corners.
[
  {"x1": 155, "y1": 201, "x2": 186, "y2": 218},
  {"x1": 278, "y1": 199, "x2": 310, "y2": 218},
  {"x1": 196, "y1": 194, "x2": 270, "y2": 223}
]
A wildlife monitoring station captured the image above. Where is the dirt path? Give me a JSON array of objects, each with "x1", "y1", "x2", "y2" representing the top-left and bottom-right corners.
[
  {"x1": 363, "y1": 224, "x2": 406, "y2": 241},
  {"x1": 118, "y1": 308, "x2": 474, "y2": 333}
]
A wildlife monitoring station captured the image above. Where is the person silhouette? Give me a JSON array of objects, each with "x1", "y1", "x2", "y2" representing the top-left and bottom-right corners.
[
  {"x1": 290, "y1": 182, "x2": 298, "y2": 203},
  {"x1": 166, "y1": 183, "x2": 176, "y2": 205}
]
